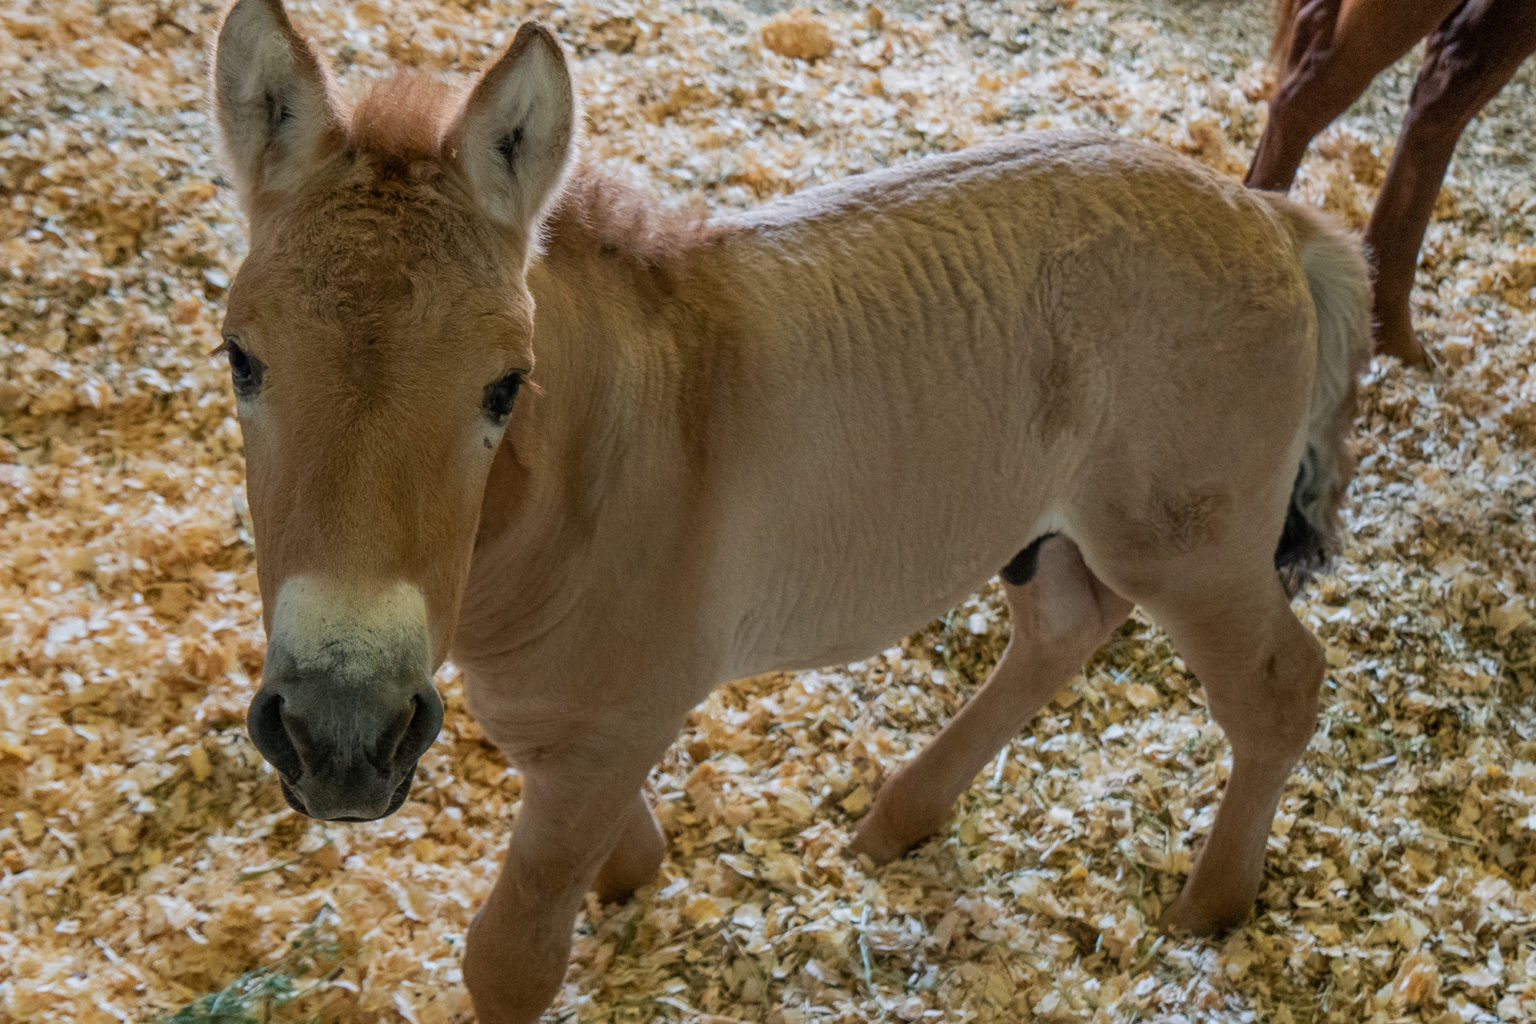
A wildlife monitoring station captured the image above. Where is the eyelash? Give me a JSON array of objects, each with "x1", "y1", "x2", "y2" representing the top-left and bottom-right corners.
[
  {"x1": 482, "y1": 370, "x2": 523, "y2": 424},
  {"x1": 219, "y1": 337, "x2": 264, "y2": 396}
]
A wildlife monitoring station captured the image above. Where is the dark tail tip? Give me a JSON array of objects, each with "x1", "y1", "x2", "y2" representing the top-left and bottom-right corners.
[
  {"x1": 1274, "y1": 462, "x2": 1332, "y2": 598},
  {"x1": 1274, "y1": 499, "x2": 1327, "y2": 598}
]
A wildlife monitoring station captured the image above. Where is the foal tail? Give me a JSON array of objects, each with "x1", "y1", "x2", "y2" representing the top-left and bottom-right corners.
[{"x1": 1269, "y1": 199, "x2": 1372, "y2": 595}]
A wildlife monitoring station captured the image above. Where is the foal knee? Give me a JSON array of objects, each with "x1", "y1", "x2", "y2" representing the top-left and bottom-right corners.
[{"x1": 1276, "y1": 627, "x2": 1325, "y2": 734}]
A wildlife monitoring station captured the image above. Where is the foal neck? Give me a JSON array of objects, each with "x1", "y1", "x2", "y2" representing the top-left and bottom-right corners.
[{"x1": 459, "y1": 171, "x2": 738, "y2": 666}]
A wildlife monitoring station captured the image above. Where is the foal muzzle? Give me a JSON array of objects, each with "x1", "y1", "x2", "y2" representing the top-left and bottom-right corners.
[
  {"x1": 247, "y1": 678, "x2": 443, "y2": 821},
  {"x1": 248, "y1": 577, "x2": 443, "y2": 821}
]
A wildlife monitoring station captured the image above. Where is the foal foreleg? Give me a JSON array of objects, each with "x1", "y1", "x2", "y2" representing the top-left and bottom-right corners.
[
  {"x1": 1151, "y1": 582, "x2": 1325, "y2": 935},
  {"x1": 593, "y1": 790, "x2": 666, "y2": 903},
  {"x1": 464, "y1": 739, "x2": 667, "y2": 1024},
  {"x1": 1365, "y1": 0, "x2": 1536, "y2": 363},
  {"x1": 851, "y1": 537, "x2": 1131, "y2": 864}
]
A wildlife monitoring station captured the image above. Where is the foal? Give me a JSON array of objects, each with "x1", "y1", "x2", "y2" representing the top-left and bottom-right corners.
[
  {"x1": 1247, "y1": 0, "x2": 1536, "y2": 364},
  {"x1": 212, "y1": 1, "x2": 1370, "y2": 1020}
]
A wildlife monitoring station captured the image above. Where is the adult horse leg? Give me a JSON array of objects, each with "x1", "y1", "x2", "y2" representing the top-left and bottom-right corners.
[
  {"x1": 1246, "y1": 0, "x2": 1462, "y2": 191},
  {"x1": 851, "y1": 535, "x2": 1132, "y2": 863},
  {"x1": 1365, "y1": 0, "x2": 1536, "y2": 363}
]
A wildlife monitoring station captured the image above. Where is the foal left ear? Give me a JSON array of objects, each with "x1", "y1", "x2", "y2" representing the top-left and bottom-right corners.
[{"x1": 446, "y1": 24, "x2": 576, "y2": 238}]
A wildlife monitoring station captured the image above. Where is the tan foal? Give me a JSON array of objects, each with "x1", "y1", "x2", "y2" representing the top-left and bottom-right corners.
[{"x1": 210, "y1": 1, "x2": 1371, "y2": 1019}]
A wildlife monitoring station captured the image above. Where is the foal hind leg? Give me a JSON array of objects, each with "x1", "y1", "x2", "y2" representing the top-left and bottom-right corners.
[
  {"x1": 851, "y1": 536, "x2": 1132, "y2": 864},
  {"x1": 1124, "y1": 566, "x2": 1325, "y2": 934}
]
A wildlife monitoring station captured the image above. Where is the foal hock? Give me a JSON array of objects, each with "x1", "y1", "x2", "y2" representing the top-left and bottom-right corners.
[{"x1": 212, "y1": 2, "x2": 1370, "y2": 1019}]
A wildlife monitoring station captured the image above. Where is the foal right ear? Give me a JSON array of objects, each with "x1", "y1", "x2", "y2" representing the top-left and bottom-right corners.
[
  {"x1": 212, "y1": 0, "x2": 342, "y2": 206},
  {"x1": 446, "y1": 24, "x2": 576, "y2": 240}
]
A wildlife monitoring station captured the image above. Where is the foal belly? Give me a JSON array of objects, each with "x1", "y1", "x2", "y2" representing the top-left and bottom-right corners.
[
  {"x1": 711, "y1": 335, "x2": 1084, "y2": 678},
  {"x1": 720, "y1": 459, "x2": 1058, "y2": 679}
]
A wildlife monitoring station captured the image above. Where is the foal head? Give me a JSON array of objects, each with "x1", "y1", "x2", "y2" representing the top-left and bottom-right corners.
[{"x1": 212, "y1": 0, "x2": 575, "y2": 820}]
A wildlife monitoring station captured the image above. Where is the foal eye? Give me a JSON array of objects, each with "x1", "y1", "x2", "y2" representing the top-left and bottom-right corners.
[
  {"x1": 482, "y1": 370, "x2": 523, "y2": 425},
  {"x1": 222, "y1": 338, "x2": 263, "y2": 396}
]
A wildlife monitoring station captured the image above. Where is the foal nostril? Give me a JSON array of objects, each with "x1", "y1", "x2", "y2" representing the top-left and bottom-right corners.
[
  {"x1": 247, "y1": 689, "x2": 304, "y2": 780},
  {"x1": 248, "y1": 676, "x2": 442, "y2": 808},
  {"x1": 396, "y1": 686, "x2": 445, "y2": 766}
]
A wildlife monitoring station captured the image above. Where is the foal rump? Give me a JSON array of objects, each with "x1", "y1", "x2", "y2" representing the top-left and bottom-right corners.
[{"x1": 999, "y1": 194, "x2": 1370, "y2": 599}]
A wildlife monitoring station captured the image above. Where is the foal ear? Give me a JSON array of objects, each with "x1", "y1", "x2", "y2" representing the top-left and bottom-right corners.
[
  {"x1": 212, "y1": 0, "x2": 342, "y2": 205},
  {"x1": 446, "y1": 24, "x2": 576, "y2": 236}
]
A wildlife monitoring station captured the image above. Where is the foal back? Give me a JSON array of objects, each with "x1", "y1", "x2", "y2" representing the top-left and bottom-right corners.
[{"x1": 703, "y1": 132, "x2": 1329, "y2": 676}]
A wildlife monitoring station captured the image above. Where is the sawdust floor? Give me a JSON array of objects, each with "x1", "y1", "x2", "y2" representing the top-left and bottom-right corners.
[{"x1": 2, "y1": 0, "x2": 1535, "y2": 1021}]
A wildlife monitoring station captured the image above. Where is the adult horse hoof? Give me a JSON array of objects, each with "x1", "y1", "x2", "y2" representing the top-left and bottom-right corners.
[{"x1": 1371, "y1": 316, "x2": 1433, "y2": 370}]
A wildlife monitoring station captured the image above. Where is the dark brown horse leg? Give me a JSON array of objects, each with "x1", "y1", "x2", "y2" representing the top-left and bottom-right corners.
[
  {"x1": 1246, "y1": 0, "x2": 1462, "y2": 191},
  {"x1": 1366, "y1": 0, "x2": 1536, "y2": 363}
]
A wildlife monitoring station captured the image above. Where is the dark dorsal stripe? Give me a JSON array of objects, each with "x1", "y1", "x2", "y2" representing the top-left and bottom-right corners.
[{"x1": 1000, "y1": 532, "x2": 1059, "y2": 586}]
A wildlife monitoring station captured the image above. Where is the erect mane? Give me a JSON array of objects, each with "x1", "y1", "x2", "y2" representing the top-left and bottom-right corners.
[
  {"x1": 347, "y1": 74, "x2": 720, "y2": 278},
  {"x1": 348, "y1": 73, "x2": 464, "y2": 161},
  {"x1": 540, "y1": 168, "x2": 721, "y2": 287}
]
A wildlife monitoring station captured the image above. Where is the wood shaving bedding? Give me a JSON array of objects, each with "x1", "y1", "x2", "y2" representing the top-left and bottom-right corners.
[{"x1": 2, "y1": 1, "x2": 1533, "y2": 1021}]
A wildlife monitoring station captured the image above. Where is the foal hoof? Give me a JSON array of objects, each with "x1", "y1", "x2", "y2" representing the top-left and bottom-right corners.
[
  {"x1": 848, "y1": 810, "x2": 916, "y2": 867},
  {"x1": 1158, "y1": 892, "x2": 1251, "y2": 937},
  {"x1": 848, "y1": 827, "x2": 905, "y2": 867},
  {"x1": 594, "y1": 877, "x2": 642, "y2": 905},
  {"x1": 593, "y1": 849, "x2": 664, "y2": 904}
]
